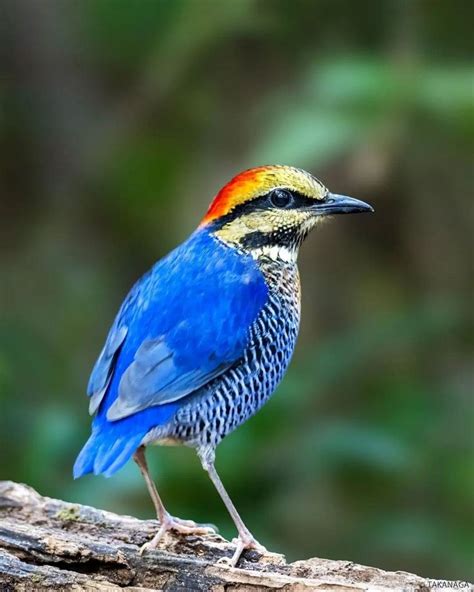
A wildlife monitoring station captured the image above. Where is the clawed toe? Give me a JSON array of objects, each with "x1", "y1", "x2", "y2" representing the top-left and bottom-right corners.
[
  {"x1": 231, "y1": 536, "x2": 267, "y2": 555},
  {"x1": 139, "y1": 515, "x2": 216, "y2": 554},
  {"x1": 139, "y1": 540, "x2": 157, "y2": 555},
  {"x1": 223, "y1": 535, "x2": 267, "y2": 567},
  {"x1": 170, "y1": 516, "x2": 217, "y2": 535}
]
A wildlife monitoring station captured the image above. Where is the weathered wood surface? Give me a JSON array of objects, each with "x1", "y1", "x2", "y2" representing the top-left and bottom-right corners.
[{"x1": 0, "y1": 481, "x2": 470, "y2": 591}]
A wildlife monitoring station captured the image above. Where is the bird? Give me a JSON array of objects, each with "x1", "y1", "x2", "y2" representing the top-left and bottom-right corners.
[{"x1": 74, "y1": 165, "x2": 373, "y2": 566}]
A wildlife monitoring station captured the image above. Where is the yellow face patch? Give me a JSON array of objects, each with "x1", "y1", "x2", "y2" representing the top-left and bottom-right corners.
[
  {"x1": 214, "y1": 209, "x2": 313, "y2": 243},
  {"x1": 201, "y1": 165, "x2": 326, "y2": 226},
  {"x1": 213, "y1": 208, "x2": 325, "y2": 265}
]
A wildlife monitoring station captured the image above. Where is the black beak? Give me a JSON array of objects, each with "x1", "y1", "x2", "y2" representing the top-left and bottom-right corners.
[{"x1": 313, "y1": 193, "x2": 374, "y2": 216}]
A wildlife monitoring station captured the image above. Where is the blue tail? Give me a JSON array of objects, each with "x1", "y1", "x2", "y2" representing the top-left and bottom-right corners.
[
  {"x1": 74, "y1": 400, "x2": 179, "y2": 479},
  {"x1": 75, "y1": 343, "x2": 180, "y2": 479},
  {"x1": 73, "y1": 427, "x2": 147, "y2": 479}
]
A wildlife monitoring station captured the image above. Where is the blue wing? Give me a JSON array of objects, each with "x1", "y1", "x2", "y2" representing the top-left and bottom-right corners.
[
  {"x1": 86, "y1": 270, "x2": 146, "y2": 414},
  {"x1": 74, "y1": 229, "x2": 268, "y2": 478},
  {"x1": 106, "y1": 337, "x2": 233, "y2": 420},
  {"x1": 87, "y1": 324, "x2": 128, "y2": 415}
]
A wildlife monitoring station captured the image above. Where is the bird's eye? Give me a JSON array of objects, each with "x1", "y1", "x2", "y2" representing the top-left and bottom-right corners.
[{"x1": 269, "y1": 189, "x2": 293, "y2": 208}]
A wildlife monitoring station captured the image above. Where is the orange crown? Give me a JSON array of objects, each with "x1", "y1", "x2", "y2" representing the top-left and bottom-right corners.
[{"x1": 200, "y1": 165, "x2": 325, "y2": 226}]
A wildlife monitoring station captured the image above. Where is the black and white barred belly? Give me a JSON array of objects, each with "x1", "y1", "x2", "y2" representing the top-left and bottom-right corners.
[{"x1": 165, "y1": 260, "x2": 301, "y2": 449}]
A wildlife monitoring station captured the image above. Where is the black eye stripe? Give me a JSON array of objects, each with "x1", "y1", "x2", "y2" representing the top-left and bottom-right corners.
[{"x1": 208, "y1": 189, "x2": 326, "y2": 231}]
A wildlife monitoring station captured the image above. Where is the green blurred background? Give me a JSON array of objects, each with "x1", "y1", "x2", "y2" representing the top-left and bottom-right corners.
[{"x1": 1, "y1": 0, "x2": 472, "y2": 581}]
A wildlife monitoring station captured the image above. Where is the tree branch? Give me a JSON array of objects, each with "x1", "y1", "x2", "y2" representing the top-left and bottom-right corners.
[{"x1": 0, "y1": 481, "x2": 470, "y2": 591}]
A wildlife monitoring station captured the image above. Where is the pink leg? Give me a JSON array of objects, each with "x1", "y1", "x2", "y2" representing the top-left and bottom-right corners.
[
  {"x1": 133, "y1": 447, "x2": 215, "y2": 554},
  {"x1": 200, "y1": 456, "x2": 267, "y2": 567}
]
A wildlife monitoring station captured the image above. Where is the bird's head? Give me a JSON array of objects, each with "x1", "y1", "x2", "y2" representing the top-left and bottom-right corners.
[{"x1": 200, "y1": 165, "x2": 373, "y2": 263}]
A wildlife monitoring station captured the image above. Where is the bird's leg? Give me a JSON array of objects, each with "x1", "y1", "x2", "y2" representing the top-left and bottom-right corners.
[
  {"x1": 199, "y1": 451, "x2": 267, "y2": 567},
  {"x1": 133, "y1": 446, "x2": 215, "y2": 554},
  {"x1": 133, "y1": 446, "x2": 168, "y2": 523}
]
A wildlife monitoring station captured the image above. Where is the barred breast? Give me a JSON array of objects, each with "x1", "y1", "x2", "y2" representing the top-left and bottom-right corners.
[{"x1": 165, "y1": 258, "x2": 301, "y2": 449}]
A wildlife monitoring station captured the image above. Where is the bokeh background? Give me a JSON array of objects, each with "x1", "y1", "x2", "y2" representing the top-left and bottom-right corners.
[{"x1": 1, "y1": 0, "x2": 472, "y2": 581}]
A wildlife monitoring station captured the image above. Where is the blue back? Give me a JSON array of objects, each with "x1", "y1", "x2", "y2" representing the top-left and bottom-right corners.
[{"x1": 74, "y1": 229, "x2": 268, "y2": 478}]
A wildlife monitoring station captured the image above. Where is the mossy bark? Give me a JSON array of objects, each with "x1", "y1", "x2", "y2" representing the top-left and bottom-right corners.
[{"x1": 0, "y1": 481, "x2": 470, "y2": 591}]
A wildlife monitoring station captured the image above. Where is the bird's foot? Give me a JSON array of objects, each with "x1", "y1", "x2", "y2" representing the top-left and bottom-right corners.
[
  {"x1": 139, "y1": 514, "x2": 216, "y2": 555},
  {"x1": 218, "y1": 533, "x2": 267, "y2": 567},
  {"x1": 167, "y1": 515, "x2": 216, "y2": 531}
]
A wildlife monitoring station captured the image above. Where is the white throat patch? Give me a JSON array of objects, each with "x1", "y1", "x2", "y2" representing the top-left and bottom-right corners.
[{"x1": 252, "y1": 244, "x2": 297, "y2": 263}]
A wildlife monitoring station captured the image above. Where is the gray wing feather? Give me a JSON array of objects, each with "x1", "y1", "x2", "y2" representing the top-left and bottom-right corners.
[
  {"x1": 105, "y1": 337, "x2": 231, "y2": 421},
  {"x1": 87, "y1": 325, "x2": 128, "y2": 415}
]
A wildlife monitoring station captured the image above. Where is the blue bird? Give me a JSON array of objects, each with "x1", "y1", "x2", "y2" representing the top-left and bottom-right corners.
[{"x1": 74, "y1": 165, "x2": 373, "y2": 565}]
